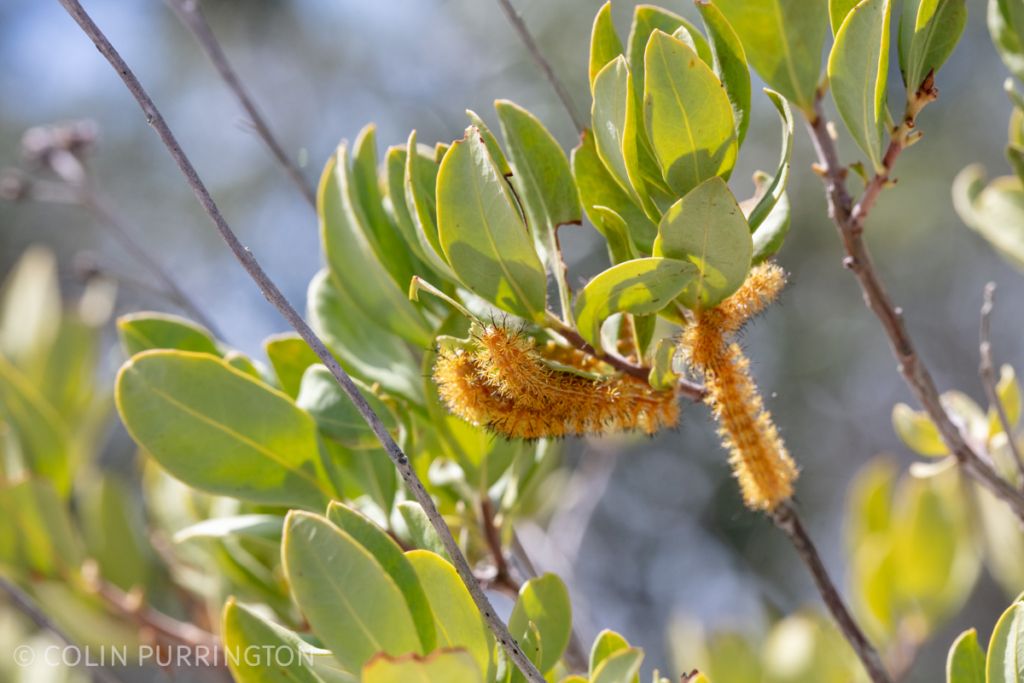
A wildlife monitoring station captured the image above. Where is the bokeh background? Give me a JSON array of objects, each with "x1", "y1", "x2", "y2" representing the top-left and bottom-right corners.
[{"x1": 0, "y1": 1, "x2": 1020, "y2": 681}]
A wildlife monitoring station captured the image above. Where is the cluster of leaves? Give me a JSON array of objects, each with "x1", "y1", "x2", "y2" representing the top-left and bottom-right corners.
[
  {"x1": 955, "y1": 0, "x2": 1024, "y2": 267},
  {"x1": 0, "y1": 248, "x2": 163, "y2": 682}
]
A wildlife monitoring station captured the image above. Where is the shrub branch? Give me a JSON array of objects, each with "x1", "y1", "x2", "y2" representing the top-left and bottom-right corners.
[
  {"x1": 55, "y1": 2, "x2": 545, "y2": 680},
  {"x1": 804, "y1": 84, "x2": 1024, "y2": 523},
  {"x1": 165, "y1": 0, "x2": 317, "y2": 209}
]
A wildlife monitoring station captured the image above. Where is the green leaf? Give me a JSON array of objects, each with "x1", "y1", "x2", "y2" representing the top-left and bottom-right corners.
[
  {"x1": 590, "y1": 2, "x2": 624, "y2": 90},
  {"x1": 643, "y1": 31, "x2": 738, "y2": 197},
  {"x1": 406, "y1": 550, "x2": 492, "y2": 679},
  {"x1": 627, "y1": 6, "x2": 711, "y2": 92},
  {"x1": 899, "y1": 0, "x2": 967, "y2": 92},
  {"x1": 589, "y1": 630, "x2": 635, "y2": 682},
  {"x1": 116, "y1": 350, "x2": 335, "y2": 508},
  {"x1": 592, "y1": 57, "x2": 647, "y2": 208},
  {"x1": 946, "y1": 628, "x2": 985, "y2": 683},
  {"x1": 173, "y1": 514, "x2": 284, "y2": 545},
  {"x1": 465, "y1": 110, "x2": 512, "y2": 177},
  {"x1": 572, "y1": 130, "x2": 657, "y2": 256},
  {"x1": 308, "y1": 269, "x2": 423, "y2": 404},
  {"x1": 282, "y1": 511, "x2": 423, "y2": 673},
  {"x1": 0, "y1": 353, "x2": 71, "y2": 496},
  {"x1": 296, "y1": 365, "x2": 396, "y2": 449},
  {"x1": 319, "y1": 145, "x2": 432, "y2": 348},
  {"x1": 508, "y1": 573, "x2": 572, "y2": 673},
  {"x1": 574, "y1": 258, "x2": 697, "y2": 347},
  {"x1": 828, "y1": 0, "x2": 893, "y2": 172},
  {"x1": 385, "y1": 145, "x2": 433, "y2": 269},
  {"x1": 751, "y1": 184, "x2": 791, "y2": 264},
  {"x1": 953, "y1": 166, "x2": 1024, "y2": 270},
  {"x1": 990, "y1": 0, "x2": 1024, "y2": 83},
  {"x1": 0, "y1": 478, "x2": 82, "y2": 576},
  {"x1": 495, "y1": 99, "x2": 582, "y2": 251},
  {"x1": 117, "y1": 312, "x2": 219, "y2": 357},
  {"x1": 397, "y1": 502, "x2": 448, "y2": 559},
  {"x1": 222, "y1": 598, "x2": 326, "y2": 683},
  {"x1": 264, "y1": 333, "x2": 320, "y2": 399},
  {"x1": 653, "y1": 178, "x2": 753, "y2": 310},
  {"x1": 830, "y1": 0, "x2": 862, "y2": 32},
  {"x1": 990, "y1": 364, "x2": 1022, "y2": 437},
  {"x1": 892, "y1": 402, "x2": 946, "y2": 456},
  {"x1": 714, "y1": 0, "x2": 828, "y2": 113},
  {"x1": 987, "y1": 600, "x2": 1024, "y2": 683},
  {"x1": 80, "y1": 474, "x2": 152, "y2": 591},
  {"x1": 592, "y1": 647, "x2": 644, "y2": 683},
  {"x1": 326, "y1": 502, "x2": 437, "y2": 654},
  {"x1": 404, "y1": 131, "x2": 457, "y2": 279},
  {"x1": 0, "y1": 246, "x2": 60, "y2": 372},
  {"x1": 647, "y1": 338, "x2": 678, "y2": 390},
  {"x1": 350, "y1": 125, "x2": 420, "y2": 302},
  {"x1": 697, "y1": 2, "x2": 752, "y2": 145},
  {"x1": 436, "y1": 127, "x2": 547, "y2": 321},
  {"x1": 591, "y1": 206, "x2": 640, "y2": 264},
  {"x1": 746, "y1": 90, "x2": 795, "y2": 233},
  {"x1": 362, "y1": 650, "x2": 482, "y2": 683}
]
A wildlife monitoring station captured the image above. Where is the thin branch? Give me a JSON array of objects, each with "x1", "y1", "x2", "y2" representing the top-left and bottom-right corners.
[
  {"x1": 770, "y1": 502, "x2": 893, "y2": 683},
  {"x1": 546, "y1": 314, "x2": 708, "y2": 402},
  {"x1": 494, "y1": 0, "x2": 585, "y2": 133},
  {"x1": 979, "y1": 282, "x2": 1024, "y2": 484},
  {"x1": 55, "y1": 3, "x2": 545, "y2": 681},
  {"x1": 480, "y1": 497, "x2": 518, "y2": 594},
  {"x1": 164, "y1": 0, "x2": 316, "y2": 209},
  {"x1": 0, "y1": 575, "x2": 124, "y2": 683},
  {"x1": 86, "y1": 571, "x2": 220, "y2": 652},
  {"x1": 6, "y1": 144, "x2": 222, "y2": 336},
  {"x1": 804, "y1": 86, "x2": 1024, "y2": 523}
]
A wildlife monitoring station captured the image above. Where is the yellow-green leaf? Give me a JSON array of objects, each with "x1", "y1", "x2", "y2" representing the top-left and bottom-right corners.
[
  {"x1": 282, "y1": 511, "x2": 423, "y2": 673},
  {"x1": 592, "y1": 647, "x2": 644, "y2": 683},
  {"x1": 714, "y1": 0, "x2": 828, "y2": 114},
  {"x1": 697, "y1": 2, "x2": 752, "y2": 145},
  {"x1": 653, "y1": 178, "x2": 752, "y2": 310},
  {"x1": 406, "y1": 550, "x2": 492, "y2": 679},
  {"x1": 319, "y1": 145, "x2": 432, "y2": 347},
  {"x1": 899, "y1": 0, "x2": 967, "y2": 93},
  {"x1": 222, "y1": 598, "x2": 325, "y2": 683},
  {"x1": 828, "y1": 0, "x2": 893, "y2": 172},
  {"x1": 643, "y1": 31, "x2": 738, "y2": 197},
  {"x1": 574, "y1": 257, "x2": 697, "y2": 347},
  {"x1": 437, "y1": 128, "x2": 547, "y2": 321},
  {"x1": 326, "y1": 503, "x2": 437, "y2": 654},
  {"x1": 946, "y1": 628, "x2": 985, "y2": 683},
  {"x1": 987, "y1": 600, "x2": 1024, "y2": 683},
  {"x1": 990, "y1": 364, "x2": 1022, "y2": 437},
  {"x1": 362, "y1": 650, "x2": 482, "y2": 683},
  {"x1": 263, "y1": 332, "x2": 320, "y2": 399},
  {"x1": 892, "y1": 402, "x2": 946, "y2": 456},
  {"x1": 117, "y1": 312, "x2": 219, "y2": 357},
  {"x1": 508, "y1": 573, "x2": 573, "y2": 674},
  {"x1": 590, "y1": 2, "x2": 624, "y2": 90},
  {"x1": 116, "y1": 350, "x2": 335, "y2": 508}
]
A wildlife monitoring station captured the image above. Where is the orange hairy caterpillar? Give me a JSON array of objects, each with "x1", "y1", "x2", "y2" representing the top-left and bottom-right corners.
[
  {"x1": 433, "y1": 326, "x2": 679, "y2": 439},
  {"x1": 684, "y1": 263, "x2": 797, "y2": 511}
]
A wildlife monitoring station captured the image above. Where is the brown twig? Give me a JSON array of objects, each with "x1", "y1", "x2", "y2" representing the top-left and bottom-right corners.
[
  {"x1": 494, "y1": 0, "x2": 584, "y2": 133},
  {"x1": 55, "y1": 3, "x2": 545, "y2": 680},
  {"x1": 804, "y1": 87, "x2": 1024, "y2": 523},
  {"x1": 979, "y1": 282, "x2": 1024, "y2": 485},
  {"x1": 86, "y1": 571, "x2": 220, "y2": 653},
  {"x1": 480, "y1": 497, "x2": 518, "y2": 594},
  {"x1": 165, "y1": 0, "x2": 316, "y2": 208},
  {"x1": 5, "y1": 140, "x2": 221, "y2": 337},
  {"x1": 546, "y1": 314, "x2": 708, "y2": 402},
  {"x1": 770, "y1": 502, "x2": 893, "y2": 683},
  {"x1": 0, "y1": 575, "x2": 124, "y2": 683}
]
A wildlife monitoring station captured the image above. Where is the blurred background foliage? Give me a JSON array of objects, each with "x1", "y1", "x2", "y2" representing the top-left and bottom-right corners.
[{"x1": 2, "y1": 1, "x2": 1023, "y2": 681}]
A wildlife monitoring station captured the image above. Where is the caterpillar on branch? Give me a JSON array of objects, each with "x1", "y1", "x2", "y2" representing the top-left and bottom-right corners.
[{"x1": 433, "y1": 325, "x2": 680, "y2": 440}]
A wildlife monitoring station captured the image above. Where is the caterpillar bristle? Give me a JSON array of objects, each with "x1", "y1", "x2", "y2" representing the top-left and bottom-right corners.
[
  {"x1": 432, "y1": 326, "x2": 680, "y2": 440},
  {"x1": 684, "y1": 263, "x2": 797, "y2": 512}
]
